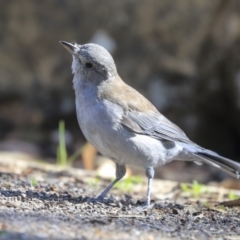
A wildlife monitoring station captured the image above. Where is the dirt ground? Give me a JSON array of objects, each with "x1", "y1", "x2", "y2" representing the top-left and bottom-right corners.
[{"x1": 0, "y1": 153, "x2": 240, "y2": 240}]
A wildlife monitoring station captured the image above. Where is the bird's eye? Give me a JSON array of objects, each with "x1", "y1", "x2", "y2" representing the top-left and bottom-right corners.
[{"x1": 85, "y1": 62, "x2": 93, "y2": 68}]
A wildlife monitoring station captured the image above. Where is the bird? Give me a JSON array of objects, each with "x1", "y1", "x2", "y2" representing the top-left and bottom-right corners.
[{"x1": 60, "y1": 40, "x2": 240, "y2": 206}]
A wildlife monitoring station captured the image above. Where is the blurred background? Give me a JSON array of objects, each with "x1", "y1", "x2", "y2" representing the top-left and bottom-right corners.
[{"x1": 1, "y1": 0, "x2": 240, "y2": 185}]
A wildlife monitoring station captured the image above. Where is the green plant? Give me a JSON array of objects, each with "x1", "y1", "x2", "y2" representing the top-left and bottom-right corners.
[
  {"x1": 217, "y1": 205, "x2": 226, "y2": 210},
  {"x1": 202, "y1": 202, "x2": 211, "y2": 208},
  {"x1": 57, "y1": 120, "x2": 68, "y2": 166},
  {"x1": 30, "y1": 177, "x2": 38, "y2": 187},
  {"x1": 115, "y1": 175, "x2": 142, "y2": 192},
  {"x1": 228, "y1": 191, "x2": 239, "y2": 200},
  {"x1": 87, "y1": 177, "x2": 101, "y2": 186},
  {"x1": 56, "y1": 120, "x2": 83, "y2": 166},
  {"x1": 180, "y1": 180, "x2": 207, "y2": 198}
]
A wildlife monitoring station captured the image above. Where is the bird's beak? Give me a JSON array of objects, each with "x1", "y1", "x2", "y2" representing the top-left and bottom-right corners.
[{"x1": 59, "y1": 41, "x2": 78, "y2": 54}]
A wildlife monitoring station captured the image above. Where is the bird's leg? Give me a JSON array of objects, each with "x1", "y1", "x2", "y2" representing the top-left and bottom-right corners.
[
  {"x1": 135, "y1": 167, "x2": 155, "y2": 211},
  {"x1": 96, "y1": 163, "x2": 126, "y2": 200},
  {"x1": 145, "y1": 166, "x2": 154, "y2": 205}
]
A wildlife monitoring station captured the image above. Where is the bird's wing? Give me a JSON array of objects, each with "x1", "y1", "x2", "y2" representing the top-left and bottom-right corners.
[
  {"x1": 99, "y1": 75, "x2": 193, "y2": 144},
  {"x1": 121, "y1": 110, "x2": 193, "y2": 144}
]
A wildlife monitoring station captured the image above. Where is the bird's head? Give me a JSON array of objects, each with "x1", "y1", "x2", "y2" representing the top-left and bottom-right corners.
[{"x1": 60, "y1": 41, "x2": 117, "y2": 84}]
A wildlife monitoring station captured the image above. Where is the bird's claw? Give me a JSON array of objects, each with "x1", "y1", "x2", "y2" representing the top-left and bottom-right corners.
[{"x1": 135, "y1": 202, "x2": 155, "y2": 212}]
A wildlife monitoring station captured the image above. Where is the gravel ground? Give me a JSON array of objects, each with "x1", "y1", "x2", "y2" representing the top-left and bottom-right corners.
[{"x1": 0, "y1": 153, "x2": 240, "y2": 240}]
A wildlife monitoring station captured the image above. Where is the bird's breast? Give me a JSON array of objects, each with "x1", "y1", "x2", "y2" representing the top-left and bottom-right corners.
[{"x1": 75, "y1": 90, "x2": 125, "y2": 156}]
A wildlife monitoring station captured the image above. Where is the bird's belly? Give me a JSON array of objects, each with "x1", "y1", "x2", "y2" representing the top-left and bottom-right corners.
[
  {"x1": 76, "y1": 99, "x2": 182, "y2": 168},
  {"x1": 81, "y1": 119, "x2": 182, "y2": 169}
]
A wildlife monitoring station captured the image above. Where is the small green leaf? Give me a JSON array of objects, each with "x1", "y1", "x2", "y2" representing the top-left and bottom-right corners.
[
  {"x1": 30, "y1": 177, "x2": 37, "y2": 187},
  {"x1": 228, "y1": 191, "x2": 239, "y2": 200},
  {"x1": 180, "y1": 183, "x2": 191, "y2": 192}
]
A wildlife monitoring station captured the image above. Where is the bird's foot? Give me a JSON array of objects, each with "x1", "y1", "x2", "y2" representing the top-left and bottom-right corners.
[{"x1": 135, "y1": 200, "x2": 155, "y2": 212}]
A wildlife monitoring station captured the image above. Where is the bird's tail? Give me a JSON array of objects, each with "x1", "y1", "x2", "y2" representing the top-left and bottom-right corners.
[{"x1": 192, "y1": 150, "x2": 240, "y2": 178}]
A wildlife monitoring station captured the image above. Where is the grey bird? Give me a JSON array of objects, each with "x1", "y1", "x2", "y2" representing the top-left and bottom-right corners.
[{"x1": 60, "y1": 41, "x2": 240, "y2": 206}]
